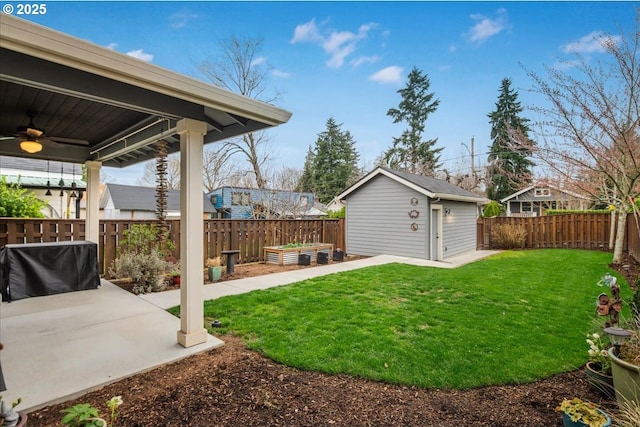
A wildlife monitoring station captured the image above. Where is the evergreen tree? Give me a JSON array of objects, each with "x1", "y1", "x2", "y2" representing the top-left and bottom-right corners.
[
  {"x1": 297, "y1": 146, "x2": 315, "y2": 192},
  {"x1": 309, "y1": 118, "x2": 360, "y2": 204},
  {"x1": 486, "y1": 78, "x2": 535, "y2": 201},
  {"x1": 384, "y1": 67, "x2": 442, "y2": 175}
]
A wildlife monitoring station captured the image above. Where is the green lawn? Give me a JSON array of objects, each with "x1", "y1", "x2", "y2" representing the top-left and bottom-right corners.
[{"x1": 172, "y1": 249, "x2": 632, "y2": 389}]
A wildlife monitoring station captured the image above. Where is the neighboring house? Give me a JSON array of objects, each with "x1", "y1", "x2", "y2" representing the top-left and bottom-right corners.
[
  {"x1": 101, "y1": 183, "x2": 216, "y2": 220},
  {"x1": 326, "y1": 196, "x2": 346, "y2": 213},
  {"x1": 0, "y1": 155, "x2": 86, "y2": 219},
  {"x1": 207, "y1": 186, "x2": 324, "y2": 219},
  {"x1": 336, "y1": 166, "x2": 488, "y2": 261},
  {"x1": 500, "y1": 185, "x2": 591, "y2": 217}
]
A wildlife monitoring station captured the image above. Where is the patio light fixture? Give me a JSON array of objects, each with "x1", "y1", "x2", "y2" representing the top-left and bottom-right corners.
[
  {"x1": 444, "y1": 208, "x2": 451, "y2": 216},
  {"x1": 70, "y1": 165, "x2": 77, "y2": 198},
  {"x1": 59, "y1": 163, "x2": 65, "y2": 197},
  {"x1": 20, "y1": 139, "x2": 42, "y2": 154},
  {"x1": 603, "y1": 326, "x2": 631, "y2": 356},
  {"x1": 45, "y1": 160, "x2": 52, "y2": 195}
]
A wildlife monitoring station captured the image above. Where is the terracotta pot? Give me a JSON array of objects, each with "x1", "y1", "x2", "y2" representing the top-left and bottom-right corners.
[
  {"x1": 173, "y1": 275, "x2": 180, "y2": 286},
  {"x1": 585, "y1": 362, "x2": 615, "y2": 399}
]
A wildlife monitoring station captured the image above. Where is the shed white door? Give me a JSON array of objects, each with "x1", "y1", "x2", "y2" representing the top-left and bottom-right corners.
[{"x1": 430, "y1": 207, "x2": 443, "y2": 261}]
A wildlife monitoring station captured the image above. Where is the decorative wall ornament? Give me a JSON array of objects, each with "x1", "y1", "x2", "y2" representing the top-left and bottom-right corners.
[
  {"x1": 408, "y1": 209, "x2": 420, "y2": 219},
  {"x1": 410, "y1": 197, "x2": 419, "y2": 206},
  {"x1": 410, "y1": 223, "x2": 418, "y2": 231}
]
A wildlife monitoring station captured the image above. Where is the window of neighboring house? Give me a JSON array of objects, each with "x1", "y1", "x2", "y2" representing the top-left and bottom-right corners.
[
  {"x1": 534, "y1": 188, "x2": 551, "y2": 197},
  {"x1": 300, "y1": 195, "x2": 309, "y2": 205},
  {"x1": 522, "y1": 202, "x2": 532, "y2": 212},
  {"x1": 210, "y1": 194, "x2": 218, "y2": 205},
  {"x1": 231, "y1": 191, "x2": 251, "y2": 205}
]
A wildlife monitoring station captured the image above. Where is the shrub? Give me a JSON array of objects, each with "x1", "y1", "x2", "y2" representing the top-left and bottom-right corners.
[
  {"x1": 546, "y1": 209, "x2": 611, "y2": 216},
  {"x1": 490, "y1": 223, "x2": 526, "y2": 249},
  {"x1": 0, "y1": 176, "x2": 46, "y2": 218},
  {"x1": 118, "y1": 223, "x2": 173, "y2": 257},
  {"x1": 482, "y1": 201, "x2": 501, "y2": 218},
  {"x1": 325, "y1": 206, "x2": 345, "y2": 218},
  {"x1": 109, "y1": 249, "x2": 168, "y2": 294},
  {"x1": 110, "y1": 223, "x2": 174, "y2": 292}
]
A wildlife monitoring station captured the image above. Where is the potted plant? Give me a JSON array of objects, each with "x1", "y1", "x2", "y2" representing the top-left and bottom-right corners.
[
  {"x1": 608, "y1": 325, "x2": 640, "y2": 408},
  {"x1": 584, "y1": 332, "x2": 615, "y2": 399},
  {"x1": 556, "y1": 398, "x2": 611, "y2": 427},
  {"x1": 170, "y1": 265, "x2": 181, "y2": 286},
  {"x1": 206, "y1": 257, "x2": 222, "y2": 282},
  {"x1": 0, "y1": 396, "x2": 27, "y2": 427}
]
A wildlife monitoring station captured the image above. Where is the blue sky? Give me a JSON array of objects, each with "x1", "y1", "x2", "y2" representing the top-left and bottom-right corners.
[{"x1": 5, "y1": 1, "x2": 637, "y2": 185}]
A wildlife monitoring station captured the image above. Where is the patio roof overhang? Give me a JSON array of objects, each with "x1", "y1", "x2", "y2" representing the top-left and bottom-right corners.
[
  {"x1": 0, "y1": 15, "x2": 292, "y2": 349},
  {"x1": 0, "y1": 14, "x2": 292, "y2": 167}
]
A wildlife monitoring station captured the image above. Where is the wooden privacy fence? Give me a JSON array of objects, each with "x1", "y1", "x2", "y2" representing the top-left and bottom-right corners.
[
  {"x1": 628, "y1": 214, "x2": 640, "y2": 261},
  {"x1": 0, "y1": 218, "x2": 345, "y2": 277},
  {"x1": 477, "y1": 214, "x2": 626, "y2": 251}
]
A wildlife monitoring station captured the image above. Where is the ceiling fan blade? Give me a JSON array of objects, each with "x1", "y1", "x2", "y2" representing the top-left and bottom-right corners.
[
  {"x1": 47, "y1": 136, "x2": 90, "y2": 146},
  {"x1": 16, "y1": 126, "x2": 44, "y2": 138},
  {"x1": 0, "y1": 136, "x2": 16, "y2": 141}
]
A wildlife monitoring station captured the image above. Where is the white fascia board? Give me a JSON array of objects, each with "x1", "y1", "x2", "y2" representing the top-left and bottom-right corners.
[
  {"x1": 500, "y1": 186, "x2": 535, "y2": 203},
  {"x1": 433, "y1": 193, "x2": 490, "y2": 204},
  {"x1": 0, "y1": 15, "x2": 292, "y2": 126}
]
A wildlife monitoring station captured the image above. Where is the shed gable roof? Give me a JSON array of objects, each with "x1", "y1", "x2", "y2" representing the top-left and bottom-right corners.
[
  {"x1": 101, "y1": 183, "x2": 215, "y2": 213},
  {"x1": 337, "y1": 167, "x2": 488, "y2": 203}
]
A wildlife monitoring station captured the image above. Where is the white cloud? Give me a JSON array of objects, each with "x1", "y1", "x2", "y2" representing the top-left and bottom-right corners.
[
  {"x1": 291, "y1": 19, "x2": 379, "y2": 69},
  {"x1": 127, "y1": 49, "x2": 154, "y2": 62},
  {"x1": 251, "y1": 56, "x2": 267, "y2": 67},
  {"x1": 291, "y1": 19, "x2": 323, "y2": 44},
  {"x1": 369, "y1": 66, "x2": 404, "y2": 84},
  {"x1": 107, "y1": 43, "x2": 118, "y2": 50},
  {"x1": 351, "y1": 55, "x2": 381, "y2": 68},
  {"x1": 449, "y1": 44, "x2": 457, "y2": 53},
  {"x1": 561, "y1": 31, "x2": 621, "y2": 54},
  {"x1": 170, "y1": 11, "x2": 199, "y2": 29},
  {"x1": 271, "y1": 69, "x2": 291, "y2": 78},
  {"x1": 465, "y1": 8, "x2": 508, "y2": 45}
]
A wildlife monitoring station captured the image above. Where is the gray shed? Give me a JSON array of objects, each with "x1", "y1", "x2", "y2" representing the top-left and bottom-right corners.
[{"x1": 336, "y1": 167, "x2": 488, "y2": 260}]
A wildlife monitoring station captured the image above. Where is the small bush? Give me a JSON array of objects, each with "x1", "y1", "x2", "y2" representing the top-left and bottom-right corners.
[
  {"x1": 325, "y1": 206, "x2": 345, "y2": 219},
  {"x1": 109, "y1": 249, "x2": 168, "y2": 294},
  {"x1": 490, "y1": 223, "x2": 526, "y2": 249},
  {"x1": 482, "y1": 201, "x2": 501, "y2": 218},
  {"x1": 546, "y1": 209, "x2": 611, "y2": 216}
]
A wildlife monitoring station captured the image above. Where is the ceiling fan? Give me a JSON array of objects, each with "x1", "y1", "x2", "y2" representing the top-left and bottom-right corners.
[{"x1": 0, "y1": 111, "x2": 90, "y2": 154}]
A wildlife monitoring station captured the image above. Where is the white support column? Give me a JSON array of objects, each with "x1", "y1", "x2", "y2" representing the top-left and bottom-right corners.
[
  {"x1": 84, "y1": 161, "x2": 102, "y2": 244},
  {"x1": 176, "y1": 118, "x2": 208, "y2": 348}
]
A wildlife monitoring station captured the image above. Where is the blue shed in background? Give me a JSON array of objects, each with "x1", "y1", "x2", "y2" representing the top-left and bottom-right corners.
[{"x1": 206, "y1": 186, "x2": 324, "y2": 219}]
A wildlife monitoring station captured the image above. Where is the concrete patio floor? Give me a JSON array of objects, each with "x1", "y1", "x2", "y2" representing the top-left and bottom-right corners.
[{"x1": 0, "y1": 250, "x2": 498, "y2": 413}]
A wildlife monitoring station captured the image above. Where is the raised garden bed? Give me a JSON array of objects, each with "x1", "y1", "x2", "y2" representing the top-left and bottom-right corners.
[{"x1": 264, "y1": 243, "x2": 334, "y2": 266}]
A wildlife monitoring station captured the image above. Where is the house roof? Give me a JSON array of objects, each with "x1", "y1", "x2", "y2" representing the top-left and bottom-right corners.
[
  {"x1": 0, "y1": 15, "x2": 292, "y2": 167},
  {"x1": 0, "y1": 155, "x2": 86, "y2": 189},
  {"x1": 337, "y1": 167, "x2": 488, "y2": 203},
  {"x1": 101, "y1": 183, "x2": 216, "y2": 213},
  {"x1": 500, "y1": 184, "x2": 590, "y2": 203}
]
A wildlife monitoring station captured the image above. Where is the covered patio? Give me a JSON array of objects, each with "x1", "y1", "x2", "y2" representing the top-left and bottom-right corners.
[{"x1": 0, "y1": 14, "x2": 291, "y2": 410}]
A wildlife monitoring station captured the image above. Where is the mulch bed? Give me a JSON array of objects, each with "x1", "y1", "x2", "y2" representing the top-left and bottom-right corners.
[{"x1": 26, "y1": 252, "x2": 639, "y2": 427}]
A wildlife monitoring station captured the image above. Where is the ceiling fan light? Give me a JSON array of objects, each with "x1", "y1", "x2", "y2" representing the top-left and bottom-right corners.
[{"x1": 20, "y1": 139, "x2": 43, "y2": 154}]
